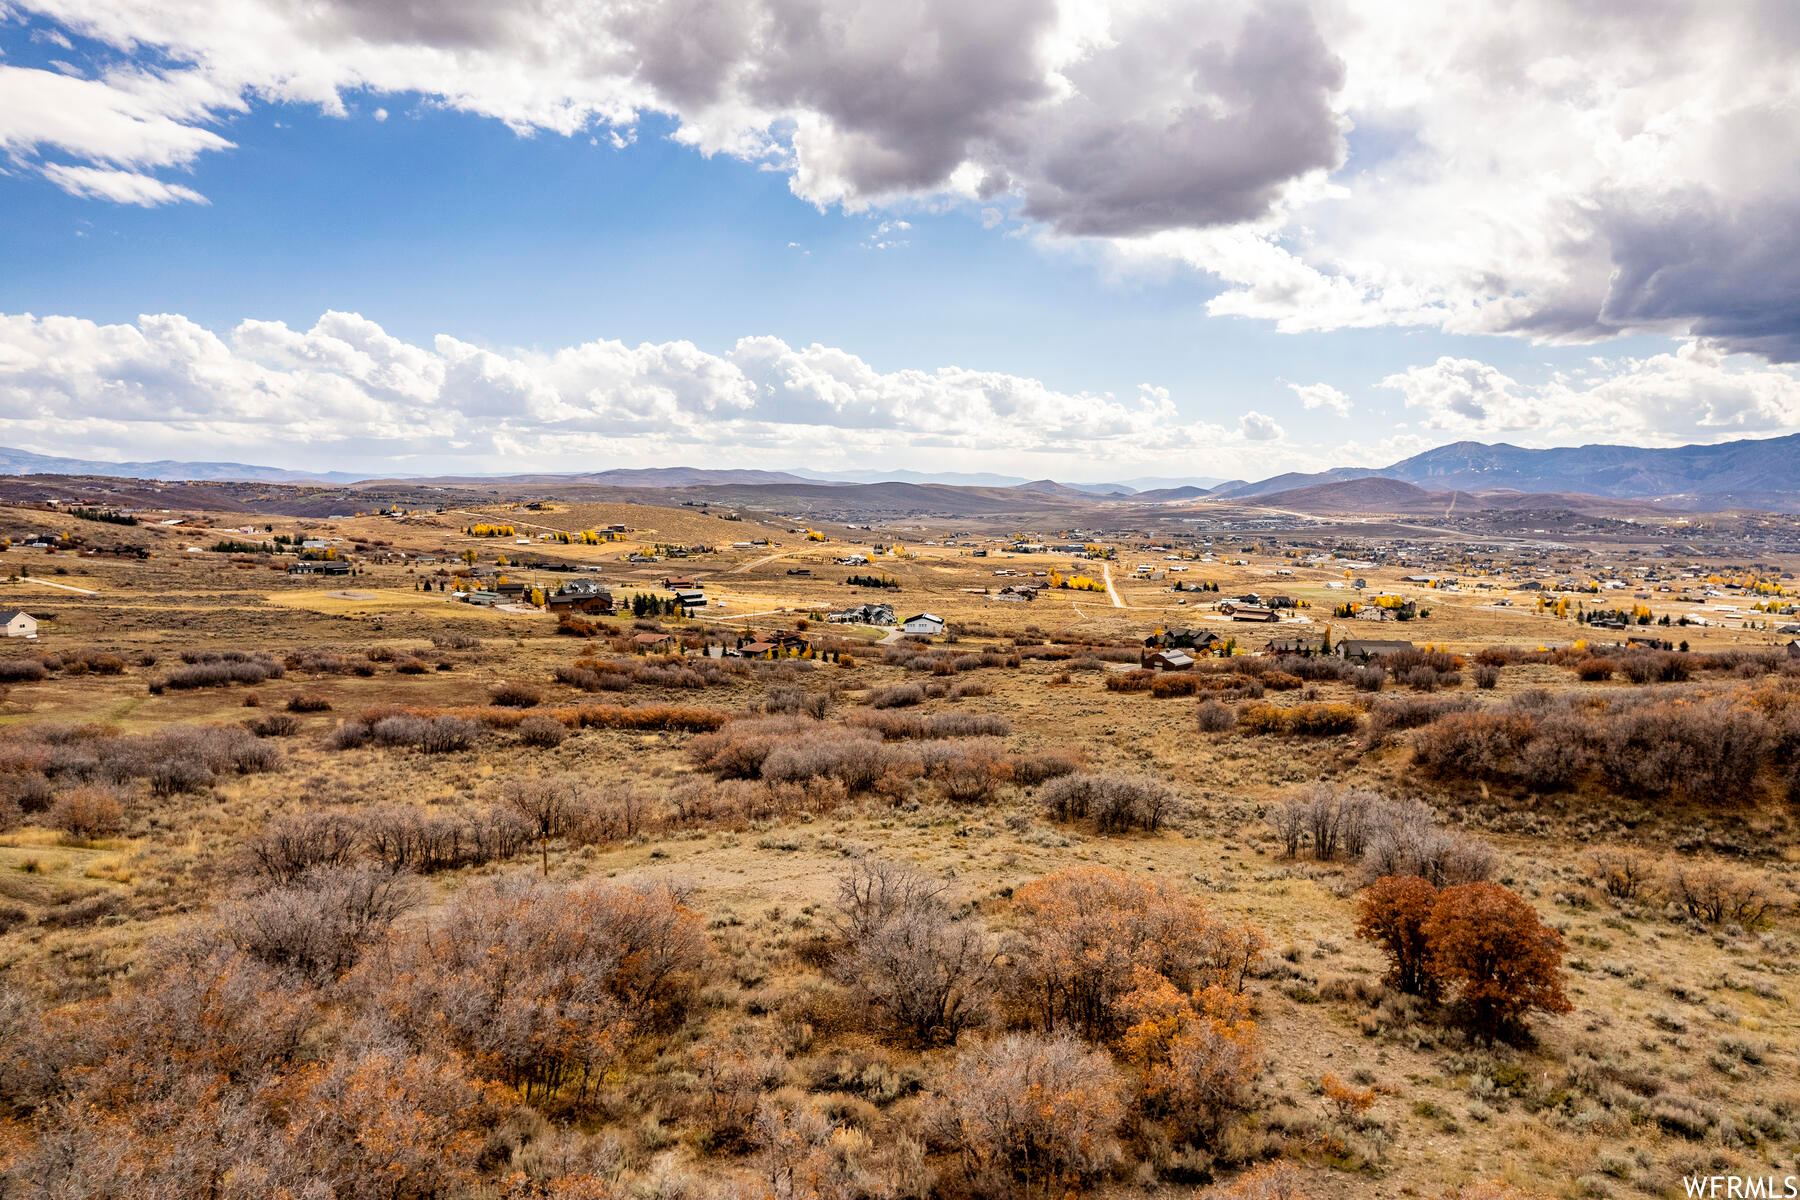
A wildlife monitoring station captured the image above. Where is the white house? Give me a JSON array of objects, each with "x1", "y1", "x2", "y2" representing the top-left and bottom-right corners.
[
  {"x1": 901, "y1": 613, "x2": 945, "y2": 636},
  {"x1": 1, "y1": 610, "x2": 38, "y2": 639}
]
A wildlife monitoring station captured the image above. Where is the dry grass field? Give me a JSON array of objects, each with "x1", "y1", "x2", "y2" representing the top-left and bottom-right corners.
[{"x1": 0, "y1": 491, "x2": 1797, "y2": 1200}]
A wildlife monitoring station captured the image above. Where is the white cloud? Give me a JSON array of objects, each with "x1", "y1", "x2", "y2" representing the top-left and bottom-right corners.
[
  {"x1": 1238, "y1": 410, "x2": 1283, "y2": 441},
  {"x1": 1287, "y1": 381, "x2": 1349, "y2": 417},
  {"x1": 39, "y1": 162, "x2": 207, "y2": 205},
  {"x1": 0, "y1": 309, "x2": 1297, "y2": 475},
  {"x1": 1380, "y1": 342, "x2": 1800, "y2": 445}
]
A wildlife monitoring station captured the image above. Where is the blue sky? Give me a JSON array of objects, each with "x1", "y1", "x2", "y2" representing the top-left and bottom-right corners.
[{"x1": 2, "y1": 1, "x2": 1797, "y2": 479}]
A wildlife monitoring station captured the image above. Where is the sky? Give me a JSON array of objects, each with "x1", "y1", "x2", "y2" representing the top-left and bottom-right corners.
[{"x1": 2, "y1": 0, "x2": 1799, "y2": 482}]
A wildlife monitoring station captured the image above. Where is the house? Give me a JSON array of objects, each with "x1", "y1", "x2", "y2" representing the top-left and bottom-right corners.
[
  {"x1": 827, "y1": 603, "x2": 895, "y2": 625},
  {"x1": 462, "y1": 589, "x2": 500, "y2": 606},
  {"x1": 740, "y1": 631, "x2": 810, "y2": 658},
  {"x1": 1334, "y1": 639, "x2": 1416, "y2": 662},
  {"x1": 785, "y1": 568, "x2": 812, "y2": 576},
  {"x1": 1145, "y1": 628, "x2": 1220, "y2": 652},
  {"x1": 1144, "y1": 648, "x2": 1194, "y2": 670},
  {"x1": 671, "y1": 589, "x2": 706, "y2": 613},
  {"x1": 288, "y1": 560, "x2": 351, "y2": 576},
  {"x1": 546, "y1": 583, "x2": 614, "y2": 615},
  {"x1": 901, "y1": 613, "x2": 945, "y2": 636},
  {"x1": 1, "y1": 610, "x2": 38, "y2": 639},
  {"x1": 1226, "y1": 604, "x2": 1279, "y2": 622},
  {"x1": 664, "y1": 577, "x2": 697, "y2": 590},
  {"x1": 1264, "y1": 636, "x2": 1312, "y2": 655},
  {"x1": 1788, "y1": 639, "x2": 1800, "y2": 659},
  {"x1": 1777, "y1": 624, "x2": 1800, "y2": 635}
]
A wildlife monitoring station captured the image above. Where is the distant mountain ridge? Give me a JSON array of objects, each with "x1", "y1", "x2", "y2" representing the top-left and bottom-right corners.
[
  {"x1": 0, "y1": 446, "x2": 374, "y2": 484},
  {"x1": 1213, "y1": 432, "x2": 1800, "y2": 506},
  {"x1": 1, "y1": 433, "x2": 1795, "y2": 510}
]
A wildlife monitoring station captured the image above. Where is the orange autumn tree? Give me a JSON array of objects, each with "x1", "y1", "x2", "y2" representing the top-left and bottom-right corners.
[
  {"x1": 1355, "y1": 874, "x2": 1442, "y2": 998},
  {"x1": 1423, "y1": 882, "x2": 1571, "y2": 1044}
]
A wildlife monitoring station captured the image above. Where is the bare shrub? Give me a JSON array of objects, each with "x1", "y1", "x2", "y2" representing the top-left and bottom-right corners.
[
  {"x1": 1665, "y1": 862, "x2": 1777, "y2": 928},
  {"x1": 928, "y1": 1033, "x2": 1124, "y2": 1195},
  {"x1": 368, "y1": 877, "x2": 706, "y2": 1105},
  {"x1": 928, "y1": 744, "x2": 1010, "y2": 805},
  {"x1": 1358, "y1": 797, "x2": 1496, "y2": 886},
  {"x1": 248, "y1": 811, "x2": 362, "y2": 883},
  {"x1": 220, "y1": 865, "x2": 418, "y2": 983},
  {"x1": 0, "y1": 659, "x2": 49, "y2": 683},
  {"x1": 1040, "y1": 773, "x2": 1182, "y2": 833},
  {"x1": 1474, "y1": 664, "x2": 1501, "y2": 689},
  {"x1": 1266, "y1": 794, "x2": 1307, "y2": 858},
  {"x1": 245, "y1": 712, "x2": 301, "y2": 737},
  {"x1": 755, "y1": 687, "x2": 830, "y2": 718},
  {"x1": 1011, "y1": 751, "x2": 1079, "y2": 786},
  {"x1": 849, "y1": 711, "x2": 1011, "y2": 739},
  {"x1": 868, "y1": 685, "x2": 925, "y2": 709},
  {"x1": 1196, "y1": 698, "x2": 1235, "y2": 732},
  {"x1": 518, "y1": 713, "x2": 569, "y2": 748},
  {"x1": 833, "y1": 860, "x2": 995, "y2": 1045},
  {"x1": 287, "y1": 693, "x2": 332, "y2": 713},
  {"x1": 764, "y1": 728, "x2": 889, "y2": 792},
  {"x1": 490, "y1": 681, "x2": 543, "y2": 708},
  {"x1": 164, "y1": 654, "x2": 285, "y2": 689},
  {"x1": 1588, "y1": 847, "x2": 1655, "y2": 901}
]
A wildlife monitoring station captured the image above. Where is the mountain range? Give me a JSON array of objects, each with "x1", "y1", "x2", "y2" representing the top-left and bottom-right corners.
[
  {"x1": 0, "y1": 446, "x2": 375, "y2": 484},
  {"x1": 2, "y1": 432, "x2": 1795, "y2": 511},
  {"x1": 1210, "y1": 434, "x2": 1800, "y2": 509}
]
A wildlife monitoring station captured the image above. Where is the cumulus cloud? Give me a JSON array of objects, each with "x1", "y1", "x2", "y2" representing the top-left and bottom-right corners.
[
  {"x1": 0, "y1": 309, "x2": 1292, "y2": 473},
  {"x1": 1287, "y1": 381, "x2": 1349, "y2": 417},
  {"x1": 7, "y1": 1, "x2": 1799, "y2": 361},
  {"x1": 1380, "y1": 342, "x2": 1800, "y2": 445},
  {"x1": 1237, "y1": 410, "x2": 1283, "y2": 441}
]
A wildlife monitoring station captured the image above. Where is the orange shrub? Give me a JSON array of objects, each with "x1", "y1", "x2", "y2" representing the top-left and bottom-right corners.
[
  {"x1": 48, "y1": 787, "x2": 125, "y2": 839},
  {"x1": 1009, "y1": 866, "x2": 1262, "y2": 1040},
  {"x1": 1239, "y1": 702, "x2": 1360, "y2": 736}
]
